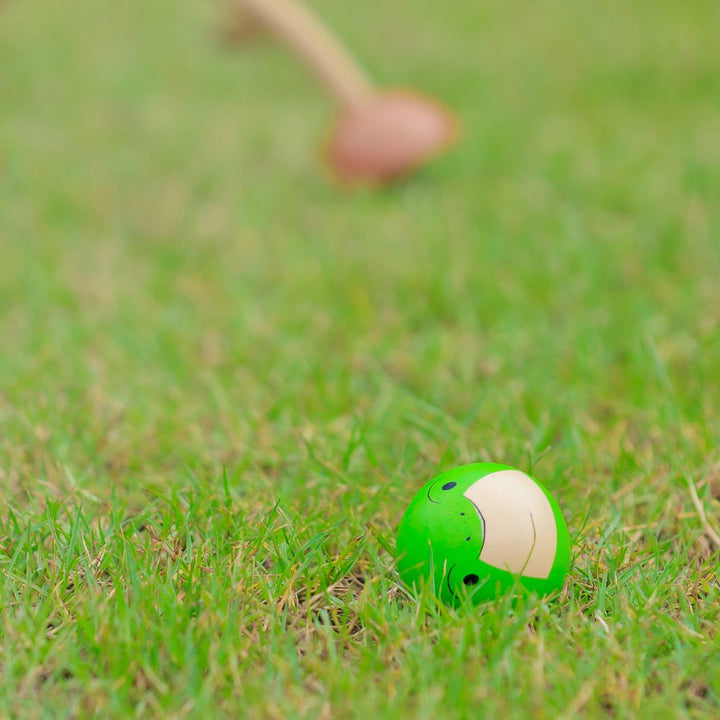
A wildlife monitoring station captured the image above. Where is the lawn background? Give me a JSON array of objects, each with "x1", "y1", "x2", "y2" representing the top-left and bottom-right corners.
[{"x1": 1, "y1": 0, "x2": 719, "y2": 717}]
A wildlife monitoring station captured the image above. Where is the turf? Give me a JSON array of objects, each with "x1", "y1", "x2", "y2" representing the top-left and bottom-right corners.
[{"x1": 1, "y1": 0, "x2": 720, "y2": 717}]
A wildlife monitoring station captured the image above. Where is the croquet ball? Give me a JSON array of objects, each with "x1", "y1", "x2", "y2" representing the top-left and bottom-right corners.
[{"x1": 396, "y1": 463, "x2": 570, "y2": 605}]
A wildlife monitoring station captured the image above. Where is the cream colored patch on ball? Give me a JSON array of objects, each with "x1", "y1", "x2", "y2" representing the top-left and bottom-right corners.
[{"x1": 463, "y1": 470, "x2": 558, "y2": 579}]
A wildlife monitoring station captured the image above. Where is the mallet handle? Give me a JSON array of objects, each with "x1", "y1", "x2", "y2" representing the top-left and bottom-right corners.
[{"x1": 236, "y1": 0, "x2": 375, "y2": 108}]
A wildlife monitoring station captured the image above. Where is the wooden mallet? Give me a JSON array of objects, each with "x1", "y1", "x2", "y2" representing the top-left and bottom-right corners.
[{"x1": 229, "y1": 0, "x2": 459, "y2": 184}]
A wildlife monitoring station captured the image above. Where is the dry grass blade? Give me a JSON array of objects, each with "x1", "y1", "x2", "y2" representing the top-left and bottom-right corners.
[{"x1": 686, "y1": 474, "x2": 720, "y2": 550}]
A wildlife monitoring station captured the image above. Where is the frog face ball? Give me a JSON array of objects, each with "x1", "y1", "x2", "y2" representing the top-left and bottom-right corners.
[{"x1": 396, "y1": 463, "x2": 570, "y2": 605}]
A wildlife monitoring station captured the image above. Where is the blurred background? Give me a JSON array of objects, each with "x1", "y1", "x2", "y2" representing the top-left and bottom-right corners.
[{"x1": 1, "y1": 0, "x2": 719, "y2": 511}]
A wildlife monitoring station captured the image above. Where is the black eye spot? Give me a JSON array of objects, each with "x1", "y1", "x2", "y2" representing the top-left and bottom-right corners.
[
  {"x1": 465, "y1": 536, "x2": 471, "y2": 541},
  {"x1": 463, "y1": 574, "x2": 479, "y2": 586},
  {"x1": 460, "y1": 512, "x2": 465, "y2": 516},
  {"x1": 442, "y1": 481, "x2": 457, "y2": 491}
]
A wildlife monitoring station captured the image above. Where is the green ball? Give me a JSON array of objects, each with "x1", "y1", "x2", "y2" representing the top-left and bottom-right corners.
[{"x1": 396, "y1": 463, "x2": 571, "y2": 605}]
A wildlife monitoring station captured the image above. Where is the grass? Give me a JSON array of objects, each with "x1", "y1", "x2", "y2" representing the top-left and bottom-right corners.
[{"x1": 1, "y1": 0, "x2": 720, "y2": 716}]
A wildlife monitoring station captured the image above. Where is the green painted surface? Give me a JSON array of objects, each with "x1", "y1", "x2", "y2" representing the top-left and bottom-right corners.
[{"x1": 397, "y1": 463, "x2": 570, "y2": 604}]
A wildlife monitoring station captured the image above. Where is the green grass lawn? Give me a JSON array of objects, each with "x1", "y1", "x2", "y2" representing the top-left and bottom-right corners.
[{"x1": 2, "y1": 0, "x2": 720, "y2": 716}]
